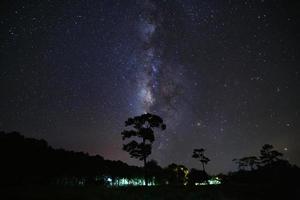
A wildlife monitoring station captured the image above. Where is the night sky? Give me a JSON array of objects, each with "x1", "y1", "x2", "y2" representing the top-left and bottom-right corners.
[{"x1": 1, "y1": 0, "x2": 299, "y2": 173}]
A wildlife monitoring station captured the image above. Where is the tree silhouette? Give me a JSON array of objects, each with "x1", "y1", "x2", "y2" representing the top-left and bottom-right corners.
[
  {"x1": 164, "y1": 163, "x2": 189, "y2": 185},
  {"x1": 260, "y1": 144, "x2": 283, "y2": 166},
  {"x1": 233, "y1": 156, "x2": 259, "y2": 171},
  {"x1": 145, "y1": 160, "x2": 163, "y2": 185},
  {"x1": 232, "y1": 158, "x2": 247, "y2": 171},
  {"x1": 121, "y1": 113, "x2": 166, "y2": 186},
  {"x1": 192, "y1": 148, "x2": 210, "y2": 172},
  {"x1": 188, "y1": 168, "x2": 210, "y2": 186}
]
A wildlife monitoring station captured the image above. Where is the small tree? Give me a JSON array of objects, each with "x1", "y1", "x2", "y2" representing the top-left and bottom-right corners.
[
  {"x1": 188, "y1": 168, "x2": 210, "y2": 185},
  {"x1": 260, "y1": 144, "x2": 283, "y2": 166},
  {"x1": 165, "y1": 163, "x2": 189, "y2": 185},
  {"x1": 192, "y1": 148, "x2": 210, "y2": 172},
  {"x1": 121, "y1": 113, "x2": 166, "y2": 186}
]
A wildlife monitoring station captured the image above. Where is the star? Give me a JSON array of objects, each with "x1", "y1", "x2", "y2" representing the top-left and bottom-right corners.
[{"x1": 0, "y1": 0, "x2": 298, "y2": 174}]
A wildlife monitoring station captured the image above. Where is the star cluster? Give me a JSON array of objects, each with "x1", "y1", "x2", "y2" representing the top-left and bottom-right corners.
[{"x1": 0, "y1": 0, "x2": 299, "y2": 173}]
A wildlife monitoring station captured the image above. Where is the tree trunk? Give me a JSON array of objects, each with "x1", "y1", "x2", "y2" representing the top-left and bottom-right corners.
[
  {"x1": 202, "y1": 162, "x2": 205, "y2": 172},
  {"x1": 143, "y1": 138, "x2": 148, "y2": 186},
  {"x1": 144, "y1": 156, "x2": 148, "y2": 186}
]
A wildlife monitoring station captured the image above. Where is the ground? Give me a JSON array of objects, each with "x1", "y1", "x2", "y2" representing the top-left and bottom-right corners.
[{"x1": 1, "y1": 184, "x2": 297, "y2": 200}]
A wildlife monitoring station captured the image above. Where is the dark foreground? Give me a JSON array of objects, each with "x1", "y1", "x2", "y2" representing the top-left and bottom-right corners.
[{"x1": 2, "y1": 184, "x2": 298, "y2": 200}]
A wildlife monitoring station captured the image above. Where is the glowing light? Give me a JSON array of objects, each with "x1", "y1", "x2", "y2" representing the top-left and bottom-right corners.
[
  {"x1": 208, "y1": 178, "x2": 221, "y2": 185},
  {"x1": 139, "y1": 87, "x2": 155, "y2": 111},
  {"x1": 140, "y1": 21, "x2": 156, "y2": 42},
  {"x1": 145, "y1": 89, "x2": 154, "y2": 104},
  {"x1": 105, "y1": 177, "x2": 156, "y2": 187},
  {"x1": 195, "y1": 177, "x2": 222, "y2": 186}
]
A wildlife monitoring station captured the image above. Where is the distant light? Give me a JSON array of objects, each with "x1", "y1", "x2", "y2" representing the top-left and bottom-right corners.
[
  {"x1": 208, "y1": 179, "x2": 221, "y2": 185},
  {"x1": 284, "y1": 147, "x2": 288, "y2": 151},
  {"x1": 105, "y1": 177, "x2": 155, "y2": 186},
  {"x1": 195, "y1": 182, "x2": 207, "y2": 186},
  {"x1": 195, "y1": 177, "x2": 221, "y2": 186}
]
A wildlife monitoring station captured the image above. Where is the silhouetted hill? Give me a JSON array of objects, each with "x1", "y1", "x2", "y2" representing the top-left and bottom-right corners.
[{"x1": 0, "y1": 131, "x2": 144, "y2": 186}]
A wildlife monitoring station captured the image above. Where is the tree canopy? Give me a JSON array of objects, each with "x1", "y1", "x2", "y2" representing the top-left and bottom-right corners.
[
  {"x1": 121, "y1": 113, "x2": 166, "y2": 185},
  {"x1": 192, "y1": 148, "x2": 210, "y2": 172}
]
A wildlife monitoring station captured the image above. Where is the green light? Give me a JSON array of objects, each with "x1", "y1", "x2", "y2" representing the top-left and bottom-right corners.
[
  {"x1": 106, "y1": 177, "x2": 156, "y2": 186},
  {"x1": 195, "y1": 177, "x2": 222, "y2": 186}
]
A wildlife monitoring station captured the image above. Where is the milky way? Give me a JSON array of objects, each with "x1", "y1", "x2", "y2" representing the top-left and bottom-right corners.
[
  {"x1": 136, "y1": 1, "x2": 158, "y2": 113},
  {"x1": 134, "y1": 1, "x2": 191, "y2": 158}
]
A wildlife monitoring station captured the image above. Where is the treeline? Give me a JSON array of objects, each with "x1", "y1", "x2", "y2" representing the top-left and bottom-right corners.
[
  {"x1": 0, "y1": 131, "x2": 144, "y2": 186},
  {"x1": 227, "y1": 144, "x2": 300, "y2": 186},
  {"x1": 0, "y1": 131, "x2": 207, "y2": 187},
  {"x1": 1, "y1": 131, "x2": 299, "y2": 188}
]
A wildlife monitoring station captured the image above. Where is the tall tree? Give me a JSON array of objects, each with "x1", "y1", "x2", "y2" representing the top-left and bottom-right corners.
[
  {"x1": 260, "y1": 144, "x2": 283, "y2": 166},
  {"x1": 192, "y1": 148, "x2": 210, "y2": 172},
  {"x1": 121, "y1": 113, "x2": 166, "y2": 186}
]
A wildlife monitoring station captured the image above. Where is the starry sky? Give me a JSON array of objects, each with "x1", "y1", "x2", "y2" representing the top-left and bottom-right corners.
[{"x1": 1, "y1": 0, "x2": 299, "y2": 173}]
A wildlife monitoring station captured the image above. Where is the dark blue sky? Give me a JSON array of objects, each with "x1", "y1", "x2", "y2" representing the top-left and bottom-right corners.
[{"x1": 1, "y1": 0, "x2": 299, "y2": 173}]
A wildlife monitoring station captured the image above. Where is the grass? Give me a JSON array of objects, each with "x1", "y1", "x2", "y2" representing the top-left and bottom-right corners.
[{"x1": 1, "y1": 184, "x2": 297, "y2": 200}]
